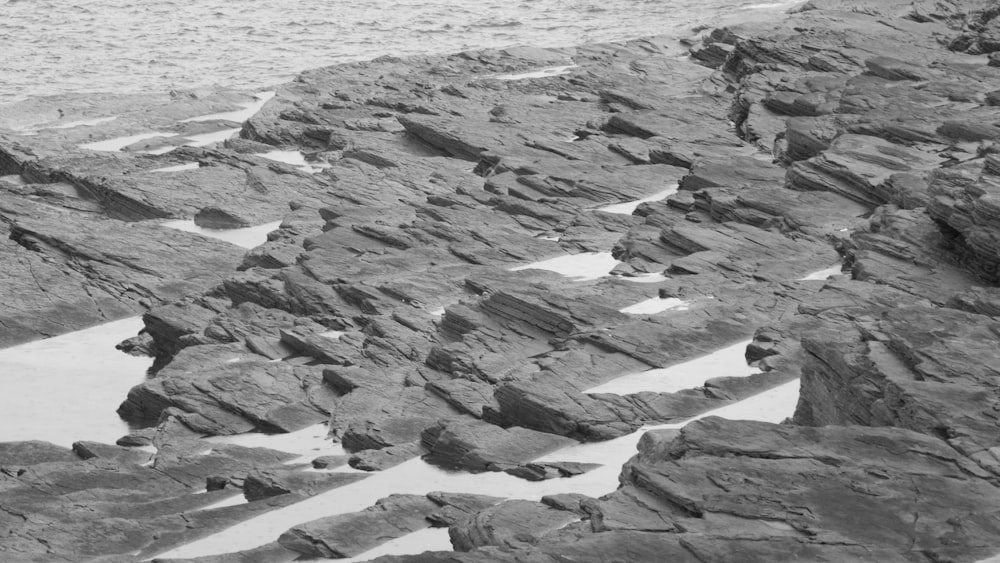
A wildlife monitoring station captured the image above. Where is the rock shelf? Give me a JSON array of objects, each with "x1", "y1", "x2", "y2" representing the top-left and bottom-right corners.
[{"x1": 2, "y1": 0, "x2": 1000, "y2": 561}]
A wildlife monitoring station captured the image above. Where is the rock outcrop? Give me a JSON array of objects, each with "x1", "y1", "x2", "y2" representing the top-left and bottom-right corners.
[{"x1": 3, "y1": 0, "x2": 1000, "y2": 561}]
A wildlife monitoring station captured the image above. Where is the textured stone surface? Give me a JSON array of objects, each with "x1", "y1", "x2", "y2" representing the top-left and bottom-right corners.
[
  {"x1": 5, "y1": 0, "x2": 1000, "y2": 561},
  {"x1": 278, "y1": 495, "x2": 439, "y2": 558}
]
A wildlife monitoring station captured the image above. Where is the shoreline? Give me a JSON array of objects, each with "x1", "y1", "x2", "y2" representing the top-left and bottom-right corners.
[
  {"x1": 0, "y1": 0, "x2": 800, "y2": 108},
  {"x1": 2, "y1": 0, "x2": 1000, "y2": 561}
]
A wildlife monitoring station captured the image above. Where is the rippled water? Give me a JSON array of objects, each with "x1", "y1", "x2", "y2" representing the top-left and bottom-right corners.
[{"x1": 0, "y1": 0, "x2": 798, "y2": 105}]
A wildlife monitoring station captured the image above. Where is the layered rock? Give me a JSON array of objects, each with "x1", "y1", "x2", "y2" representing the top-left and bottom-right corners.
[
  {"x1": 3, "y1": 0, "x2": 1000, "y2": 561},
  {"x1": 0, "y1": 428, "x2": 333, "y2": 561},
  {"x1": 377, "y1": 417, "x2": 1000, "y2": 562}
]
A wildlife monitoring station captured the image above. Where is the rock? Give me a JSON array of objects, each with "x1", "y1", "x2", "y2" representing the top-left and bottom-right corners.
[
  {"x1": 0, "y1": 194, "x2": 244, "y2": 347},
  {"x1": 610, "y1": 417, "x2": 1000, "y2": 560},
  {"x1": 349, "y1": 442, "x2": 425, "y2": 471},
  {"x1": 449, "y1": 499, "x2": 580, "y2": 552},
  {"x1": 794, "y1": 304, "x2": 1000, "y2": 477},
  {"x1": 845, "y1": 207, "x2": 984, "y2": 303},
  {"x1": 487, "y1": 380, "x2": 641, "y2": 441},
  {"x1": 421, "y1": 418, "x2": 577, "y2": 472},
  {"x1": 194, "y1": 206, "x2": 252, "y2": 229},
  {"x1": 503, "y1": 461, "x2": 601, "y2": 481},
  {"x1": 117, "y1": 344, "x2": 334, "y2": 434},
  {"x1": 0, "y1": 441, "x2": 80, "y2": 468},
  {"x1": 332, "y1": 385, "x2": 459, "y2": 452},
  {"x1": 72, "y1": 441, "x2": 155, "y2": 466},
  {"x1": 8, "y1": 1, "x2": 1000, "y2": 560},
  {"x1": 150, "y1": 441, "x2": 300, "y2": 489},
  {"x1": 277, "y1": 494, "x2": 439, "y2": 558},
  {"x1": 116, "y1": 428, "x2": 157, "y2": 448},
  {"x1": 948, "y1": 286, "x2": 1000, "y2": 315},
  {"x1": 310, "y1": 455, "x2": 350, "y2": 469},
  {"x1": 243, "y1": 469, "x2": 368, "y2": 501},
  {"x1": 426, "y1": 378, "x2": 499, "y2": 418},
  {"x1": 786, "y1": 134, "x2": 942, "y2": 206},
  {"x1": 865, "y1": 56, "x2": 933, "y2": 81},
  {"x1": 678, "y1": 157, "x2": 785, "y2": 191},
  {"x1": 0, "y1": 449, "x2": 305, "y2": 561},
  {"x1": 151, "y1": 542, "x2": 300, "y2": 563},
  {"x1": 425, "y1": 492, "x2": 505, "y2": 527}
]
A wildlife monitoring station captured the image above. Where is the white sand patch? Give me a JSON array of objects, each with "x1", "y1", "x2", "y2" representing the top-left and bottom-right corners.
[
  {"x1": 181, "y1": 92, "x2": 276, "y2": 123},
  {"x1": 510, "y1": 251, "x2": 620, "y2": 281},
  {"x1": 585, "y1": 339, "x2": 756, "y2": 395},
  {"x1": 337, "y1": 527, "x2": 454, "y2": 563},
  {"x1": 598, "y1": 185, "x2": 678, "y2": 215},
  {"x1": 206, "y1": 423, "x2": 347, "y2": 466},
  {"x1": 797, "y1": 264, "x2": 843, "y2": 281},
  {"x1": 618, "y1": 297, "x2": 687, "y2": 315},
  {"x1": 0, "y1": 317, "x2": 150, "y2": 447},
  {"x1": 195, "y1": 493, "x2": 250, "y2": 512},
  {"x1": 617, "y1": 272, "x2": 669, "y2": 283},
  {"x1": 494, "y1": 65, "x2": 578, "y2": 80},
  {"x1": 150, "y1": 162, "x2": 200, "y2": 173},
  {"x1": 0, "y1": 174, "x2": 28, "y2": 186},
  {"x1": 183, "y1": 127, "x2": 242, "y2": 147},
  {"x1": 161, "y1": 219, "x2": 282, "y2": 249},
  {"x1": 742, "y1": 0, "x2": 802, "y2": 9}
]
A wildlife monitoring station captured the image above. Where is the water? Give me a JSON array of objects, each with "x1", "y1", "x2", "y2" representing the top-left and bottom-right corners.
[
  {"x1": 0, "y1": 317, "x2": 151, "y2": 447},
  {"x1": 0, "y1": 0, "x2": 801, "y2": 105},
  {"x1": 599, "y1": 185, "x2": 679, "y2": 215},
  {"x1": 161, "y1": 219, "x2": 284, "y2": 248},
  {"x1": 510, "y1": 251, "x2": 620, "y2": 280},
  {"x1": 619, "y1": 296, "x2": 688, "y2": 315},
  {"x1": 584, "y1": 339, "x2": 757, "y2": 395}
]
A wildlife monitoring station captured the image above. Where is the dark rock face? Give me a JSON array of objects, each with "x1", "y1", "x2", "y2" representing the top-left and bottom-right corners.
[
  {"x1": 242, "y1": 469, "x2": 367, "y2": 502},
  {"x1": 794, "y1": 305, "x2": 1000, "y2": 477},
  {"x1": 117, "y1": 343, "x2": 335, "y2": 434},
  {"x1": 449, "y1": 499, "x2": 581, "y2": 552},
  {"x1": 379, "y1": 418, "x2": 1000, "y2": 562},
  {"x1": 4, "y1": 0, "x2": 1000, "y2": 561},
  {"x1": 278, "y1": 494, "x2": 439, "y2": 558},
  {"x1": 0, "y1": 432, "x2": 315, "y2": 561},
  {"x1": 927, "y1": 156, "x2": 1000, "y2": 282},
  {"x1": 421, "y1": 418, "x2": 577, "y2": 473},
  {"x1": 0, "y1": 195, "x2": 245, "y2": 347}
]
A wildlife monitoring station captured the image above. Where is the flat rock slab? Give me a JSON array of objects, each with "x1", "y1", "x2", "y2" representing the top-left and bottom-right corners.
[
  {"x1": 421, "y1": 418, "x2": 578, "y2": 472},
  {"x1": 0, "y1": 194, "x2": 245, "y2": 347},
  {"x1": 618, "y1": 417, "x2": 1000, "y2": 560},
  {"x1": 795, "y1": 304, "x2": 1000, "y2": 477},
  {"x1": 118, "y1": 343, "x2": 334, "y2": 435},
  {"x1": 278, "y1": 494, "x2": 439, "y2": 558},
  {"x1": 243, "y1": 469, "x2": 368, "y2": 501},
  {"x1": 450, "y1": 499, "x2": 581, "y2": 552},
  {"x1": 382, "y1": 415, "x2": 1000, "y2": 562}
]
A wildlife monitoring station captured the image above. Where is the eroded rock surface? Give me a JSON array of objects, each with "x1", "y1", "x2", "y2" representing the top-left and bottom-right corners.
[{"x1": 4, "y1": 0, "x2": 1000, "y2": 560}]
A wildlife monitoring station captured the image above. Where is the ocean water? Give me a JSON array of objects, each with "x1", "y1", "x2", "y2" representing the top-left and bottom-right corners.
[{"x1": 0, "y1": 0, "x2": 799, "y2": 105}]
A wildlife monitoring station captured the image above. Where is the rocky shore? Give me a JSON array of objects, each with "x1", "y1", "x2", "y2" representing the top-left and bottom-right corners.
[{"x1": 2, "y1": 0, "x2": 1000, "y2": 561}]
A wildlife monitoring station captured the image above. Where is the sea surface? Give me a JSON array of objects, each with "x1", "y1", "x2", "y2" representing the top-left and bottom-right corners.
[{"x1": 1, "y1": 0, "x2": 798, "y2": 105}]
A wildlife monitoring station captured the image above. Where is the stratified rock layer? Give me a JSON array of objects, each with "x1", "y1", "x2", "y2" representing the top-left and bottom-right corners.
[{"x1": 3, "y1": 0, "x2": 1000, "y2": 561}]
